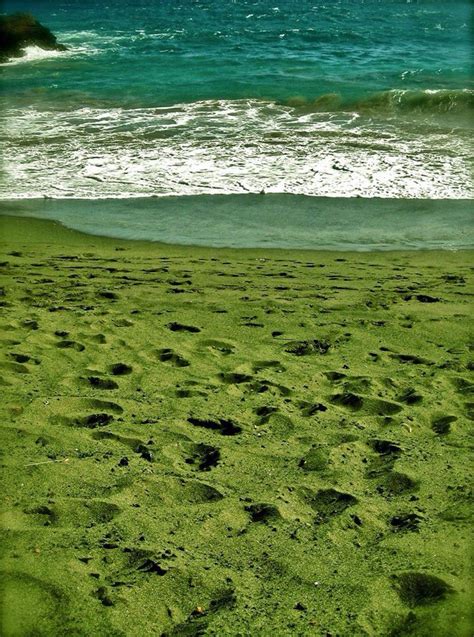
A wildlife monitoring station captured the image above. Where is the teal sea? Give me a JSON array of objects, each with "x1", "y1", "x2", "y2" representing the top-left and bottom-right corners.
[{"x1": 1, "y1": 0, "x2": 473, "y2": 248}]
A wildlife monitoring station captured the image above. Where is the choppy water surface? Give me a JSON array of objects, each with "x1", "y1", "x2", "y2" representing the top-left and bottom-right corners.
[{"x1": 1, "y1": 0, "x2": 472, "y2": 243}]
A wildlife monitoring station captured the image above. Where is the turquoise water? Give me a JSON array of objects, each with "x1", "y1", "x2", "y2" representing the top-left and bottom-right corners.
[
  {"x1": 1, "y1": 1, "x2": 473, "y2": 247},
  {"x1": 3, "y1": 0, "x2": 473, "y2": 107}
]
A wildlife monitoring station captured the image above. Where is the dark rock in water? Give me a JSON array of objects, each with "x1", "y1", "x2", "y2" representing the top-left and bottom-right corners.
[{"x1": 0, "y1": 13, "x2": 67, "y2": 62}]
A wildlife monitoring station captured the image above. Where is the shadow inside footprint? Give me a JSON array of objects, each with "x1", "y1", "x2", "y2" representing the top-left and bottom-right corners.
[
  {"x1": 199, "y1": 339, "x2": 235, "y2": 355},
  {"x1": 299, "y1": 446, "x2": 329, "y2": 471},
  {"x1": 299, "y1": 401, "x2": 328, "y2": 416},
  {"x1": 303, "y1": 488, "x2": 358, "y2": 522},
  {"x1": 136, "y1": 559, "x2": 168, "y2": 576},
  {"x1": 167, "y1": 322, "x2": 200, "y2": 333},
  {"x1": 331, "y1": 392, "x2": 363, "y2": 410},
  {"x1": 109, "y1": 363, "x2": 133, "y2": 376},
  {"x1": 392, "y1": 572, "x2": 453, "y2": 607},
  {"x1": 245, "y1": 503, "x2": 282, "y2": 523},
  {"x1": 74, "y1": 413, "x2": 114, "y2": 428},
  {"x1": 390, "y1": 512, "x2": 423, "y2": 532},
  {"x1": 398, "y1": 388, "x2": 423, "y2": 405},
  {"x1": 157, "y1": 349, "x2": 190, "y2": 367},
  {"x1": 88, "y1": 377, "x2": 119, "y2": 390},
  {"x1": 185, "y1": 443, "x2": 221, "y2": 471},
  {"x1": 324, "y1": 371, "x2": 347, "y2": 382},
  {"x1": 369, "y1": 439, "x2": 403, "y2": 458},
  {"x1": 56, "y1": 340, "x2": 85, "y2": 352},
  {"x1": 390, "y1": 353, "x2": 433, "y2": 365},
  {"x1": 375, "y1": 471, "x2": 418, "y2": 496},
  {"x1": 285, "y1": 339, "x2": 330, "y2": 356},
  {"x1": 188, "y1": 417, "x2": 242, "y2": 436},
  {"x1": 254, "y1": 405, "x2": 278, "y2": 424},
  {"x1": 431, "y1": 415, "x2": 457, "y2": 435},
  {"x1": 252, "y1": 360, "x2": 286, "y2": 373},
  {"x1": 218, "y1": 372, "x2": 253, "y2": 384},
  {"x1": 180, "y1": 480, "x2": 224, "y2": 503}
]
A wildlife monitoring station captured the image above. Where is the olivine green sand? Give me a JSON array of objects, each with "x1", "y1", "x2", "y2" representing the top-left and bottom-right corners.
[{"x1": 0, "y1": 215, "x2": 472, "y2": 637}]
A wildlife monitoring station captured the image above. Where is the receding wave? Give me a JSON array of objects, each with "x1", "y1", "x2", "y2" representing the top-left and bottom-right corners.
[{"x1": 283, "y1": 89, "x2": 474, "y2": 115}]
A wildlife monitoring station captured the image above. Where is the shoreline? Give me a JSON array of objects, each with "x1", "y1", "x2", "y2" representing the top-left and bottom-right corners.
[
  {"x1": 2, "y1": 212, "x2": 474, "y2": 257},
  {"x1": 1, "y1": 212, "x2": 472, "y2": 636},
  {"x1": 1, "y1": 193, "x2": 473, "y2": 252}
]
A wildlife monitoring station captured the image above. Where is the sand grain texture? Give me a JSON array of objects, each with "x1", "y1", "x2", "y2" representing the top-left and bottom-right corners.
[{"x1": 0, "y1": 215, "x2": 472, "y2": 636}]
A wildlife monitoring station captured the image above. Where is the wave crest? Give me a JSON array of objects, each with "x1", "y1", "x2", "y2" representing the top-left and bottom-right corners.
[{"x1": 284, "y1": 89, "x2": 474, "y2": 115}]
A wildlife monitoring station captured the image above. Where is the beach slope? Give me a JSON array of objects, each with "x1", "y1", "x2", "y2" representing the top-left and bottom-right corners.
[{"x1": 0, "y1": 215, "x2": 472, "y2": 636}]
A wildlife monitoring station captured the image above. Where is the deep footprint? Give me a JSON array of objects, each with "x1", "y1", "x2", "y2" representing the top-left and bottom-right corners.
[
  {"x1": 185, "y1": 443, "x2": 221, "y2": 471},
  {"x1": 167, "y1": 322, "x2": 201, "y2": 333},
  {"x1": 245, "y1": 503, "x2": 282, "y2": 523},
  {"x1": 188, "y1": 417, "x2": 242, "y2": 436},
  {"x1": 87, "y1": 377, "x2": 119, "y2": 390},
  {"x1": 109, "y1": 363, "x2": 133, "y2": 375},
  {"x1": 392, "y1": 572, "x2": 453, "y2": 607},
  {"x1": 302, "y1": 488, "x2": 358, "y2": 522},
  {"x1": 157, "y1": 349, "x2": 190, "y2": 367},
  {"x1": 285, "y1": 339, "x2": 330, "y2": 356}
]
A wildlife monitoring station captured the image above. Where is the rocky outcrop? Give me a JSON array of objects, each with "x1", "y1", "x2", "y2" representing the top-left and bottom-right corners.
[{"x1": 0, "y1": 13, "x2": 67, "y2": 62}]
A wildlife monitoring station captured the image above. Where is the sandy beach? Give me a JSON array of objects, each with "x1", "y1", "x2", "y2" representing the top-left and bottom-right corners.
[{"x1": 0, "y1": 214, "x2": 472, "y2": 636}]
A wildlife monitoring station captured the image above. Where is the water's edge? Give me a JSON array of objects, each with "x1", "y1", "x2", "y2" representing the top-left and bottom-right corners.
[{"x1": 1, "y1": 195, "x2": 472, "y2": 251}]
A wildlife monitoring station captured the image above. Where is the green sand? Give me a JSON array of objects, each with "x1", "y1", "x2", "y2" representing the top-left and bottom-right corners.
[{"x1": 0, "y1": 215, "x2": 472, "y2": 636}]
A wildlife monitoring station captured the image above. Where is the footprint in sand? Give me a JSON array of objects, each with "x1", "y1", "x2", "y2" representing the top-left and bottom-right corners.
[
  {"x1": 397, "y1": 387, "x2": 423, "y2": 405},
  {"x1": 300, "y1": 487, "x2": 358, "y2": 523},
  {"x1": 245, "y1": 502, "x2": 282, "y2": 523},
  {"x1": 24, "y1": 499, "x2": 120, "y2": 527},
  {"x1": 391, "y1": 572, "x2": 453, "y2": 607},
  {"x1": 285, "y1": 339, "x2": 331, "y2": 356},
  {"x1": 252, "y1": 360, "x2": 286, "y2": 373},
  {"x1": 162, "y1": 588, "x2": 236, "y2": 637},
  {"x1": 187, "y1": 417, "x2": 242, "y2": 436},
  {"x1": 92, "y1": 430, "x2": 155, "y2": 461},
  {"x1": 298, "y1": 446, "x2": 330, "y2": 472},
  {"x1": 330, "y1": 392, "x2": 402, "y2": 415},
  {"x1": 157, "y1": 348, "x2": 190, "y2": 367},
  {"x1": 390, "y1": 353, "x2": 433, "y2": 365},
  {"x1": 198, "y1": 339, "x2": 235, "y2": 356},
  {"x1": 431, "y1": 414, "x2": 457, "y2": 435},
  {"x1": 0, "y1": 361, "x2": 30, "y2": 374},
  {"x1": 87, "y1": 376, "x2": 119, "y2": 390},
  {"x1": 167, "y1": 322, "x2": 201, "y2": 333},
  {"x1": 254, "y1": 405, "x2": 278, "y2": 424},
  {"x1": 390, "y1": 512, "x2": 424, "y2": 532},
  {"x1": 183, "y1": 443, "x2": 221, "y2": 471},
  {"x1": 56, "y1": 340, "x2": 85, "y2": 352},
  {"x1": 218, "y1": 371, "x2": 253, "y2": 384},
  {"x1": 152, "y1": 477, "x2": 224, "y2": 504},
  {"x1": 0, "y1": 572, "x2": 67, "y2": 636},
  {"x1": 366, "y1": 439, "x2": 416, "y2": 495},
  {"x1": 108, "y1": 363, "x2": 133, "y2": 375}
]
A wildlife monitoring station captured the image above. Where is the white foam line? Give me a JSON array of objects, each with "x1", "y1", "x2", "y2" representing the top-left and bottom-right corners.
[{"x1": 1, "y1": 100, "x2": 472, "y2": 199}]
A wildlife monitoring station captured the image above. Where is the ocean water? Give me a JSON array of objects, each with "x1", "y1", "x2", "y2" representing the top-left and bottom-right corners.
[{"x1": 1, "y1": 0, "x2": 473, "y2": 248}]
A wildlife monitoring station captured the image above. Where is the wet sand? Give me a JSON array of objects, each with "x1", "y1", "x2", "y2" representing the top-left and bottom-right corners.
[{"x1": 0, "y1": 214, "x2": 472, "y2": 636}]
